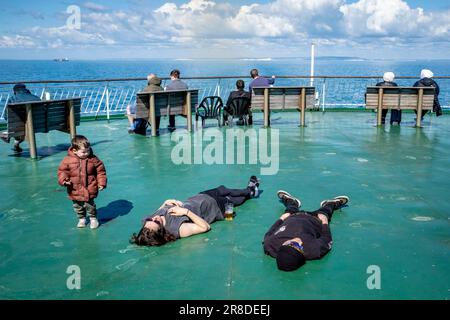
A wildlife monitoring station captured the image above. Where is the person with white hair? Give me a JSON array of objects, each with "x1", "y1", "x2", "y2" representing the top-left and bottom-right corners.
[
  {"x1": 413, "y1": 69, "x2": 443, "y2": 118},
  {"x1": 376, "y1": 72, "x2": 401, "y2": 125}
]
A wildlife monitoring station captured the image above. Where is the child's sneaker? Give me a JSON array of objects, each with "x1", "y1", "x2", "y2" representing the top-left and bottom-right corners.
[
  {"x1": 90, "y1": 217, "x2": 99, "y2": 229},
  {"x1": 77, "y1": 218, "x2": 87, "y2": 228}
]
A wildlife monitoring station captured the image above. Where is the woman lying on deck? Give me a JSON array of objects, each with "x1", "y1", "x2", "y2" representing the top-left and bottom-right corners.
[{"x1": 130, "y1": 176, "x2": 260, "y2": 246}]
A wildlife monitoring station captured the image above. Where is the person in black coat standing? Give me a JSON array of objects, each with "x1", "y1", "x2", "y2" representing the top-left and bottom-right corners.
[
  {"x1": 413, "y1": 69, "x2": 443, "y2": 119},
  {"x1": 262, "y1": 190, "x2": 349, "y2": 272}
]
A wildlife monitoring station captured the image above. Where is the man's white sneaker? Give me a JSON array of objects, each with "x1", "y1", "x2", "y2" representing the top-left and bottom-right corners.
[
  {"x1": 320, "y1": 196, "x2": 349, "y2": 210},
  {"x1": 277, "y1": 190, "x2": 301, "y2": 208}
]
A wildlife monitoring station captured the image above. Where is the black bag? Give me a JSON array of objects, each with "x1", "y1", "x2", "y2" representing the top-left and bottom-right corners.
[
  {"x1": 434, "y1": 97, "x2": 443, "y2": 117},
  {"x1": 133, "y1": 118, "x2": 148, "y2": 135}
]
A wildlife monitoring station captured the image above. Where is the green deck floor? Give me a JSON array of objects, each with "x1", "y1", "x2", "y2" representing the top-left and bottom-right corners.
[{"x1": 0, "y1": 111, "x2": 449, "y2": 300}]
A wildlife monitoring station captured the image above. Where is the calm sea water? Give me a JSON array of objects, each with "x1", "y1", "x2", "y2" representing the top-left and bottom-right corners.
[
  {"x1": 0, "y1": 58, "x2": 448, "y2": 109},
  {"x1": 1, "y1": 58, "x2": 450, "y2": 81}
]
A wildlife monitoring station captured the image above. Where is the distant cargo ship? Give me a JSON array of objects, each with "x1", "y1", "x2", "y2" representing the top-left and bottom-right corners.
[{"x1": 53, "y1": 58, "x2": 69, "y2": 62}]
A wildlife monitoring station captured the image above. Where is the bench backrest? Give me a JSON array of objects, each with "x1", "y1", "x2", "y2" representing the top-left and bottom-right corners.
[
  {"x1": 251, "y1": 86, "x2": 316, "y2": 110},
  {"x1": 365, "y1": 87, "x2": 435, "y2": 110},
  {"x1": 136, "y1": 90, "x2": 199, "y2": 118},
  {"x1": 6, "y1": 98, "x2": 82, "y2": 138}
]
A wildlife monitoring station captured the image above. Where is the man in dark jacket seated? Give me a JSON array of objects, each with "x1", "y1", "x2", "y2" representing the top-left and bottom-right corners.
[
  {"x1": 224, "y1": 79, "x2": 252, "y2": 125},
  {"x1": 413, "y1": 69, "x2": 442, "y2": 119},
  {"x1": 263, "y1": 190, "x2": 349, "y2": 272},
  {"x1": 164, "y1": 69, "x2": 189, "y2": 132},
  {"x1": 1, "y1": 83, "x2": 41, "y2": 153}
]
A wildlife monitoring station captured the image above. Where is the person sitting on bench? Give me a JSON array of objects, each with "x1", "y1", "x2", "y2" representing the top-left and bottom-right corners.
[
  {"x1": 263, "y1": 190, "x2": 349, "y2": 271},
  {"x1": 249, "y1": 69, "x2": 275, "y2": 126},
  {"x1": 224, "y1": 79, "x2": 252, "y2": 125},
  {"x1": 376, "y1": 72, "x2": 401, "y2": 125},
  {"x1": 164, "y1": 69, "x2": 188, "y2": 132},
  {"x1": 127, "y1": 74, "x2": 164, "y2": 135},
  {"x1": 130, "y1": 176, "x2": 260, "y2": 246},
  {"x1": 413, "y1": 69, "x2": 443, "y2": 119},
  {"x1": 248, "y1": 69, "x2": 275, "y2": 93},
  {"x1": 1, "y1": 83, "x2": 41, "y2": 153}
]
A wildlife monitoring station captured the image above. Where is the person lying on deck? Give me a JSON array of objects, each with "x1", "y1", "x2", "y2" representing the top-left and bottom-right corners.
[
  {"x1": 130, "y1": 176, "x2": 260, "y2": 246},
  {"x1": 263, "y1": 190, "x2": 349, "y2": 272}
]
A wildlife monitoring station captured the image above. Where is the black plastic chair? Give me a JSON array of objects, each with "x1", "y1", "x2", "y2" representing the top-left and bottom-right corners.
[
  {"x1": 196, "y1": 96, "x2": 223, "y2": 127},
  {"x1": 226, "y1": 97, "x2": 251, "y2": 126}
]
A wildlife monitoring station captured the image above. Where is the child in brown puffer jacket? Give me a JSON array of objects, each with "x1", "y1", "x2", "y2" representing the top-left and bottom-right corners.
[{"x1": 57, "y1": 135, "x2": 107, "y2": 229}]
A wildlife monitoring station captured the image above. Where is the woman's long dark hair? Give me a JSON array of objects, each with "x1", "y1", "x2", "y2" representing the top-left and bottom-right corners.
[{"x1": 129, "y1": 225, "x2": 176, "y2": 246}]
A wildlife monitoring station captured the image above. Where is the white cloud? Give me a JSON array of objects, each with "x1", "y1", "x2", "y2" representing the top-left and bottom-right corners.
[
  {"x1": 339, "y1": 0, "x2": 449, "y2": 38},
  {"x1": 83, "y1": 2, "x2": 109, "y2": 12},
  {"x1": 180, "y1": 0, "x2": 216, "y2": 11},
  {"x1": 2, "y1": 0, "x2": 450, "y2": 57},
  {"x1": 0, "y1": 35, "x2": 36, "y2": 48}
]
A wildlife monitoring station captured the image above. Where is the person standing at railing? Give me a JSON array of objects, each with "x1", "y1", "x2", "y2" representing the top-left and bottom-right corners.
[
  {"x1": 249, "y1": 69, "x2": 275, "y2": 125},
  {"x1": 413, "y1": 69, "x2": 443, "y2": 119},
  {"x1": 376, "y1": 72, "x2": 401, "y2": 125},
  {"x1": 165, "y1": 69, "x2": 188, "y2": 132},
  {"x1": 1, "y1": 83, "x2": 41, "y2": 153}
]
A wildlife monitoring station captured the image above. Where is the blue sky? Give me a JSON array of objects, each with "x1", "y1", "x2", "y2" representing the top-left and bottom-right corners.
[{"x1": 0, "y1": 0, "x2": 449, "y2": 59}]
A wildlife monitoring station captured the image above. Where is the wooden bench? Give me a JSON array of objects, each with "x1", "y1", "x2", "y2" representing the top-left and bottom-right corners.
[
  {"x1": 135, "y1": 89, "x2": 199, "y2": 136},
  {"x1": 365, "y1": 86, "x2": 435, "y2": 127},
  {"x1": 5, "y1": 98, "x2": 82, "y2": 159},
  {"x1": 251, "y1": 86, "x2": 316, "y2": 127}
]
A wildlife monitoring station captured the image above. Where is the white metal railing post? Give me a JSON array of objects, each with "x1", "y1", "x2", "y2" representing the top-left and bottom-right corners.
[
  {"x1": 96, "y1": 85, "x2": 107, "y2": 118},
  {"x1": 217, "y1": 79, "x2": 221, "y2": 98},
  {"x1": 1, "y1": 94, "x2": 9, "y2": 120},
  {"x1": 106, "y1": 82, "x2": 110, "y2": 122},
  {"x1": 39, "y1": 87, "x2": 45, "y2": 100},
  {"x1": 213, "y1": 82, "x2": 218, "y2": 96},
  {"x1": 322, "y1": 79, "x2": 326, "y2": 113},
  {"x1": 310, "y1": 42, "x2": 315, "y2": 87}
]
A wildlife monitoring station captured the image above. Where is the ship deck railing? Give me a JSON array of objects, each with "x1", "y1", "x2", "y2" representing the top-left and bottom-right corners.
[{"x1": 1, "y1": 75, "x2": 449, "y2": 122}]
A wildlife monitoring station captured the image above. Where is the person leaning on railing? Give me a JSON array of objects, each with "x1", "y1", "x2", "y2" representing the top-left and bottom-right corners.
[
  {"x1": 413, "y1": 69, "x2": 443, "y2": 119},
  {"x1": 164, "y1": 69, "x2": 188, "y2": 132},
  {"x1": 376, "y1": 72, "x2": 401, "y2": 125},
  {"x1": 0, "y1": 83, "x2": 41, "y2": 153}
]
